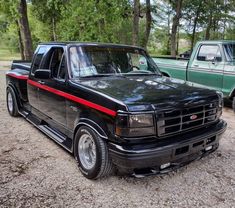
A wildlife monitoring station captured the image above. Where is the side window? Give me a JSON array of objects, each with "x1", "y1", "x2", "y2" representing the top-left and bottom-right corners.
[
  {"x1": 42, "y1": 47, "x2": 65, "y2": 79},
  {"x1": 197, "y1": 45, "x2": 222, "y2": 62},
  {"x1": 31, "y1": 46, "x2": 47, "y2": 74},
  {"x1": 58, "y1": 55, "x2": 66, "y2": 79}
]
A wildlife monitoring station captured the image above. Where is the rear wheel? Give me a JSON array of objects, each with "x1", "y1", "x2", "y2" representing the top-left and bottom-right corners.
[
  {"x1": 74, "y1": 126, "x2": 114, "y2": 179},
  {"x1": 232, "y1": 97, "x2": 235, "y2": 112},
  {"x1": 6, "y1": 87, "x2": 19, "y2": 117}
]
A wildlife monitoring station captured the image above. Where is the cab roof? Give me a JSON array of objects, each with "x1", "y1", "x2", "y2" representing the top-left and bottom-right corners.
[{"x1": 38, "y1": 41, "x2": 145, "y2": 50}]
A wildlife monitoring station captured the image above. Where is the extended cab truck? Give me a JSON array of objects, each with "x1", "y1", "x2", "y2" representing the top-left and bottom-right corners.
[
  {"x1": 6, "y1": 42, "x2": 226, "y2": 179},
  {"x1": 152, "y1": 41, "x2": 235, "y2": 110}
]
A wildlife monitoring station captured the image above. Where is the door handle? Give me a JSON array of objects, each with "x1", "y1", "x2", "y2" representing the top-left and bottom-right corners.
[
  {"x1": 193, "y1": 64, "x2": 199, "y2": 67},
  {"x1": 38, "y1": 80, "x2": 45, "y2": 85}
]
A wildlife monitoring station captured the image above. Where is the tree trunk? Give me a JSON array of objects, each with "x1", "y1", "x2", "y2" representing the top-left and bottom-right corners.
[
  {"x1": 16, "y1": 21, "x2": 25, "y2": 60},
  {"x1": 52, "y1": 17, "x2": 57, "y2": 41},
  {"x1": 142, "y1": 0, "x2": 152, "y2": 49},
  {"x1": 132, "y1": 0, "x2": 140, "y2": 45},
  {"x1": 176, "y1": 26, "x2": 180, "y2": 55},
  {"x1": 18, "y1": 0, "x2": 33, "y2": 60},
  {"x1": 191, "y1": 2, "x2": 202, "y2": 51},
  {"x1": 170, "y1": 0, "x2": 183, "y2": 57},
  {"x1": 166, "y1": 9, "x2": 171, "y2": 55},
  {"x1": 205, "y1": 13, "x2": 212, "y2": 40}
]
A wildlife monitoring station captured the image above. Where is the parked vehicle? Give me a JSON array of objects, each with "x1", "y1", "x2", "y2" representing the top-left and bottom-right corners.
[
  {"x1": 179, "y1": 49, "x2": 192, "y2": 59},
  {"x1": 6, "y1": 42, "x2": 226, "y2": 179},
  {"x1": 152, "y1": 40, "x2": 235, "y2": 111}
]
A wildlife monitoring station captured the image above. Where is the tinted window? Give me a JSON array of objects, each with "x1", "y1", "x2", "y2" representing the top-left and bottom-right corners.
[
  {"x1": 58, "y1": 55, "x2": 66, "y2": 79},
  {"x1": 223, "y1": 44, "x2": 235, "y2": 62},
  {"x1": 49, "y1": 48, "x2": 64, "y2": 78},
  {"x1": 197, "y1": 45, "x2": 222, "y2": 62},
  {"x1": 69, "y1": 46, "x2": 160, "y2": 78},
  {"x1": 32, "y1": 46, "x2": 47, "y2": 73}
]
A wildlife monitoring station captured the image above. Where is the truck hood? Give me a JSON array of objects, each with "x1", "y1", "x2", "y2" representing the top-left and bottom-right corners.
[{"x1": 72, "y1": 75, "x2": 219, "y2": 111}]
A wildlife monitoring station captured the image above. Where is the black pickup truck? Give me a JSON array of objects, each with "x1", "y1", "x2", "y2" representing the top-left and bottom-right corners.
[{"x1": 6, "y1": 42, "x2": 227, "y2": 179}]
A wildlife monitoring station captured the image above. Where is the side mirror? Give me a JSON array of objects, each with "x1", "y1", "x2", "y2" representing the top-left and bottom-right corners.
[{"x1": 34, "y1": 69, "x2": 50, "y2": 79}]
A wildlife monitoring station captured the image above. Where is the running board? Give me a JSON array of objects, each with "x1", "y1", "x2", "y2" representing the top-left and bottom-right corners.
[
  {"x1": 23, "y1": 112, "x2": 73, "y2": 153},
  {"x1": 38, "y1": 125, "x2": 65, "y2": 143},
  {"x1": 37, "y1": 124, "x2": 72, "y2": 153}
]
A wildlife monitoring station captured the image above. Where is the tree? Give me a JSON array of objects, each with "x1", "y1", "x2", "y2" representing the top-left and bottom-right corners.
[
  {"x1": 142, "y1": 0, "x2": 152, "y2": 49},
  {"x1": 0, "y1": 0, "x2": 33, "y2": 60},
  {"x1": 170, "y1": 0, "x2": 183, "y2": 56},
  {"x1": 183, "y1": 0, "x2": 204, "y2": 50},
  {"x1": 31, "y1": 0, "x2": 66, "y2": 41},
  {"x1": 132, "y1": 0, "x2": 140, "y2": 45},
  {"x1": 18, "y1": 0, "x2": 33, "y2": 60},
  {"x1": 58, "y1": 0, "x2": 132, "y2": 44}
]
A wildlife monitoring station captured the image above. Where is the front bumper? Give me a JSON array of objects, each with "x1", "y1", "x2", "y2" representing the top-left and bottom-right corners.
[{"x1": 109, "y1": 120, "x2": 227, "y2": 175}]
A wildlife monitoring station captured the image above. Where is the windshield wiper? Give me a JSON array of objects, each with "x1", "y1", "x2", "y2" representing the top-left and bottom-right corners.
[
  {"x1": 125, "y1": 72, "x2": 162, "y2": 76},
  {"x1": 80, "y1": 74, "x2": 125, "y2": 78}
]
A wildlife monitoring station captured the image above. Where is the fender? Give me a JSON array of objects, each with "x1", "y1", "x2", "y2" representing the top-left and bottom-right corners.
[
  {"x1": 74, "y1": 118, "x2": 108, "y2": 140},
  {"x1": 6, "y1": 83, "x2": 23, "y2": 109}
]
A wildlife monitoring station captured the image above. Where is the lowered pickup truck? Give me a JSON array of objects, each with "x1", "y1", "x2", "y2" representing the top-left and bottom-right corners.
[
  {"x1": 152, "y1": 41, "x2": 235, "y2": 110},
  {"x1": 6, "y1": 42, "x2": 226, "y2": 179}
]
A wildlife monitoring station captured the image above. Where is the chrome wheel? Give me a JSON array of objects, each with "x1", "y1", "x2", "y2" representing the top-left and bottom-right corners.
[
  {"x1": 7, "y1": 92, "x2": 13, "y2": 113},
  {"x1": 78, "y1": 132, "x2": 97, "y2": 170}
]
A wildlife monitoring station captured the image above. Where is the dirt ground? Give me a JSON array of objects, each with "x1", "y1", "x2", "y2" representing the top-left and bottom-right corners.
[{"x1": 0, "y1": 68, "x2": 235, "y2": 208}]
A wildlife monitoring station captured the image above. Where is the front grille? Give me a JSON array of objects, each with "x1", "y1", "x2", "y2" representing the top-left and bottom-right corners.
[{"x1": 157, "y1": 102, "x2": 219, "y2": 137}]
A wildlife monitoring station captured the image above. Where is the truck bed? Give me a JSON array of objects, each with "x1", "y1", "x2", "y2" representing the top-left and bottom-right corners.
[
  {"x1": 11, "y1": 60, "x2": 31, "y2": 71},
  {"x1": 153, "y1": 57, "x2": 188, "y2": 80}
]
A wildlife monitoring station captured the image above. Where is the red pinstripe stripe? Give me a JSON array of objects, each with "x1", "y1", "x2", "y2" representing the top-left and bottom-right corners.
[
  {"x1": 7, "y1": 73, "x2": 28, "y2": 80},
  {"x1": 27, "y1": 79, "x2": 117, "y2": 117}
]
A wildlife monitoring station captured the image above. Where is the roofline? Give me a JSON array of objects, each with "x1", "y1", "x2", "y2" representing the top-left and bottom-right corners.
[
  {"x1": 38, "y1": 41, "x2": 145, "y2": 50},
  {"x1": 197, "y1": 40, "x2": 235, "y2": 44}
]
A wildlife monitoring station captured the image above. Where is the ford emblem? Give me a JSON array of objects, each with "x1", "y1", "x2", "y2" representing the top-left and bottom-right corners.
[{"x1": 190, "y1": 114, "x2": 197, "y2": 120}]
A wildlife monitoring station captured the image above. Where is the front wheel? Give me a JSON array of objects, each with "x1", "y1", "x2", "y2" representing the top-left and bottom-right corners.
[
  {"x1": 74, "y1": 126, "x2": 114, "y2": 179},
  {"x1": 6, "y1": 87, "x2": 19, "y2": 117},
  {"x1": 232, "y1": 97, "x2": 235, "y2": 113}
]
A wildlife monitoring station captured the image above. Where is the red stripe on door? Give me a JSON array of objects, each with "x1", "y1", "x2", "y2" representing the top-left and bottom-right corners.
[
  {"x1": 27, "y1": 79, "x2": 117, "y2": 117},
  {"x1": 7, "y1": 73, "x2": 28, "y2": 80}
]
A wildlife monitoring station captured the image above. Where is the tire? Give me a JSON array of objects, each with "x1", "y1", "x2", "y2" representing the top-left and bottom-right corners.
[
  {"x1": 232, "y1": 97, "x2": 235, "y2": 113},
  {"x1": 6, "y1": 87, "x2": 19, "y2": 117},
  {"x1": 74, "y1": 126, "x2": 114, "y2": 179}
]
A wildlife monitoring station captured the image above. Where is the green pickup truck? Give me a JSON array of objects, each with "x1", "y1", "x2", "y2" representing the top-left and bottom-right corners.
[{"x1": 150, "y1": 40, "x2": 235, "y2": 110}]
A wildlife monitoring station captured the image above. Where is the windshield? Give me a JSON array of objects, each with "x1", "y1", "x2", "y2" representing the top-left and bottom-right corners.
[
  {"x1": 69, "y1": 46, "x2": 161, "y2": 78},
  {"x1": 223, "y1": 43, "x2": 235, "y2": 62}
]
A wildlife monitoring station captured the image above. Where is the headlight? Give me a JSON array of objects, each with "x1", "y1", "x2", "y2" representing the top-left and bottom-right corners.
[
  {"x1": 129, "y1": 114, "x2": 154, "y2": 127},
  {"x1": 216, "y1": 91, "x2": 223, "y2": 118},
  {"x1": 216, "y1": 91, "x2": 223, "y2": 107},
  {"x1": 115, "y1": 113, "x2": 155, "y2": 137}
]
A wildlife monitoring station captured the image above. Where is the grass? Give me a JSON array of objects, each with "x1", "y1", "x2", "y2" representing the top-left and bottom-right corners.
[{"x1": 0, "y1": 47, "x2": 20, "y2": 61}]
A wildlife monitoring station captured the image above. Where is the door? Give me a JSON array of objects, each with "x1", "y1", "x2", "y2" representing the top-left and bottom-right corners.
[
  {"x1": 188, "y1": 44, "x2": 224, "y2": 91},
  {"x1": 28, "y1": 45, "x2": 48, "y2": 113},
  {"x1": 37, "y1": 47, "x2": 68, "y2": 135}
]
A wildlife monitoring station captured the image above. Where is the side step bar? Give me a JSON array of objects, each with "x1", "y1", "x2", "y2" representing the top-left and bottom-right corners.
[
  {"x1": 20, "y1": 110, "x2": 73, "y2": 153},
  {"x1": 38, "y1": 125, "x2": 65, "y2": 143},
  {"x1": 37, "y1": 125, "x2": 72, "y2": 153}
]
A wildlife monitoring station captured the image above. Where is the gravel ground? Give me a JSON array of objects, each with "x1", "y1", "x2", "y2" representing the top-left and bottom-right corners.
[{"x1": 0, "y1": 69, "x2": 235, "y2": 208}]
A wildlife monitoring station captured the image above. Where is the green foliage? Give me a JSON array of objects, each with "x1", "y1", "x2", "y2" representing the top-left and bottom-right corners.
[
  {"x1": 58, "y1": 0, "x2": 132, "y2": 43},
  {"x1": 0, "y1": 0, "x2": 19, "y2": 52},
  {"x1": 0, "y1": 0, "x2": 234, "y2": 57}
]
